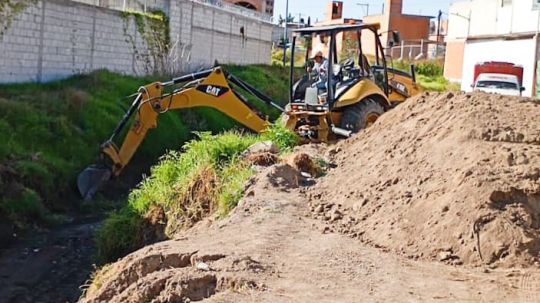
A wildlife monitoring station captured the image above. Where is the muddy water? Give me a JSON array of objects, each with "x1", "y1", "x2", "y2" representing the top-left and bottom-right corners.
[{"x1": 0, "y1": 220, "x2": 101, "y2": 303}]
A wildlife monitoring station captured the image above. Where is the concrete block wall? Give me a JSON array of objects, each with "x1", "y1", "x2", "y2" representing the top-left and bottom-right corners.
[
  {"x1": 0, "y1": 2, "x2": 43, "y2": 83},
  {"x1": 0, "y1": 0, "x2": 150, "y2": 83},
  {"x1": 0, "y1": 0, "x2": 273, "y2": 83},
  {"x1": 168, "y1": 0, "x2": 273, "y2": 71}
]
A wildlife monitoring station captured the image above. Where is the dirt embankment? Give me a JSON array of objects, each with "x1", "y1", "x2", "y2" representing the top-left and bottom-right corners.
[
  {"x1": 79, "y1": 92, "x2": 540, "y2": 302},
  {"x1": 310, "y1": 92, "x2": 540, "y2": 267},
  {"x1": 81, "y1": 161, "x2": 540, "y2": 303}
]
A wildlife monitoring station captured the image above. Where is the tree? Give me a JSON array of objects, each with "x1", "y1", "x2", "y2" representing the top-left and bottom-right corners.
[{"x1": 278, "y1": 14, "x2": 295, "y2": 26}]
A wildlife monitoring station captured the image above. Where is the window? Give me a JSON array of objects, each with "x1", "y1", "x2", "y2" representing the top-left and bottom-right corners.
[{"x1": 476, "y1": 81, "x2": 518, "y2": 90}]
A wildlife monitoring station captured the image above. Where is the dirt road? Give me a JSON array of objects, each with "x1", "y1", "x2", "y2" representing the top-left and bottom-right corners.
[
  {"x1": 0, "y1": 220, "x2": 100, "y2": 303},
  {"x1": 81, "y1": 163, "x2": 540, "y2": 302}
]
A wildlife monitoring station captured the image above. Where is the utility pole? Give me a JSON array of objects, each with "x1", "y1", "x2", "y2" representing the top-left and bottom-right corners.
[
  {"x1": 282, "y1": 0, "x2": 289, "y2": 66},
  {"x1": 435, "y1": 9, "x2": 442, "y2": 57}
]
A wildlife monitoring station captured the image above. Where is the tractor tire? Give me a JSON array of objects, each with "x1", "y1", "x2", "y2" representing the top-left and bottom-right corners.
[{"x1": 340, "y1": 98, "x2": 384, "y2": 133}]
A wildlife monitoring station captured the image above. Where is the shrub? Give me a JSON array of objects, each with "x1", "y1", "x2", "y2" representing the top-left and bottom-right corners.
[
  {"x1": 415, "y1": 61, "x2": 444, "y2": 77},
  {"x1": 95, "y1": 205, "x2": 143, "y2": 262},
  {"x1": 389, "y1": 59, "x2": 460, "y2": 92},
  {"x1": 390, "y1": 59, "x2": 443, "y2": 77},
  {"x1": 261, "y1": 122, "x2": 299, "y2": 151}
]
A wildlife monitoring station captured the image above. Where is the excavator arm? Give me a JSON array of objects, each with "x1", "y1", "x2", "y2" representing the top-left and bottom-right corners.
[{"x1": 78, "y1": 67, "x2": 283, "y2": 200}]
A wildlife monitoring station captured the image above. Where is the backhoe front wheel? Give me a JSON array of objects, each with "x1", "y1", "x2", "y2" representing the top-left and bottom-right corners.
[{"x1": 340, "y1": 98, "x2": 384, "y2": 133}]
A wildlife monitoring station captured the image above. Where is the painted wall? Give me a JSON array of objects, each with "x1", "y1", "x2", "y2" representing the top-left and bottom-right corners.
[
  {"x1": 0, "y1": 0, "x2": 149, "y2": 83},
  {"x1": 0, "y1": 0, "x2": 273, "y2": 83},
  {"x1": 460, "y1": 38, "x2": 538, "y2": 97},
  {"x1": 447, "y1": 0, "x2": 540, "y2": 39},
  {"x1": 362, "y1": 9, "x2": 430, "y2": 58},
  {"x1": 443, "y1": 40, "x2": 465, "y2": 81}
]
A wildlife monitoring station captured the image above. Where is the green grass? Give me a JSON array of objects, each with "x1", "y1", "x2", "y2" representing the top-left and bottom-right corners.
[
  {"x1": 417, "y1": 75, "x2": 461, "y2": 92},
  {"x1": 96, "y1": 123, "x2": 298, "y2": 262},
  {"x1": 271, "y1": 49, "x2": 307, "y2": 67},
  {"x1": 0, "y1": 65, "x2": 291, "y2": 229},
  {"x1": 0, "y1": 70, "x2": 167, "y2": 227},
  {"x1": 390, "y1": 59, "x2": 460, "y2": 92}
]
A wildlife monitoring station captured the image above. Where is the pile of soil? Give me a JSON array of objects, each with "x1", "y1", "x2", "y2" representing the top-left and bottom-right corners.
[
  {"x1": 80, "y1": 160, "x2": 534, "y2": 303},
  {"x1": 310, "y1": 92, "x2": 540, "y2": 267}
]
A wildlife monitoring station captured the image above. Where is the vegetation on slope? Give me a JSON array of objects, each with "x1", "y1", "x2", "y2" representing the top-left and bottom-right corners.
[
  {"x1": 0, "y1": 71, "x2": 167, "y2": 228},
  {"x1": 96, "y1": 124, "x2": 298, "y2": 262},
  {"x1": 0, "y1": 65, "x2": 290, "y2": 231}
]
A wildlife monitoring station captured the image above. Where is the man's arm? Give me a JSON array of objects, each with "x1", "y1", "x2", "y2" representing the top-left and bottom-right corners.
[{"x1": 320, "y1": 59, "x2": 329, "y2": 76}]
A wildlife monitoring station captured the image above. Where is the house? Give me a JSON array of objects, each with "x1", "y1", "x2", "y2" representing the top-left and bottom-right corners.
[
  {"x1": 444, "y1": 0, "x2": 540, "y2": 97},
  {"x1": 362, "y1": 0, "x2": 432, "y2": 58},
  {"x1": 224, "y1": 0, "x2": 274, "y2": 15},
  {"x1": 310, "y1": 1, "x2": 362, "y2": 57},
  {"x1": 310, "y1": 0, "x2": 432, "y2": 60}
]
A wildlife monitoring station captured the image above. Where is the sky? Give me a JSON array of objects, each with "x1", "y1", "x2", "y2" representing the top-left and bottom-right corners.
[{"x1": 272, "y1": 0, "x2": 454, "y2": 23}]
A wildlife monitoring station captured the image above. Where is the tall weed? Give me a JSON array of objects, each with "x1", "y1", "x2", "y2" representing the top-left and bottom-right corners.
[{"x1": 96, "y1": 126, "x2": 298, "y2": 262}]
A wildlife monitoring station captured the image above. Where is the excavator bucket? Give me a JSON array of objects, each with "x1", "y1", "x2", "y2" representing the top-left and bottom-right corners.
[{"x1": 77, "y1": 165, "x2": 112, "y2": 201}]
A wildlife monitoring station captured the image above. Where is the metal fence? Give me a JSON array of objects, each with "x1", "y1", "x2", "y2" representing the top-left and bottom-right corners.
[{"x1": 389, "y1": 40, "x2": 446, "y2": 61}]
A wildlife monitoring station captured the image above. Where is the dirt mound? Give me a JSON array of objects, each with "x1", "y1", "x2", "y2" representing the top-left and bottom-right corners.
[
  {"x1": 266, "y1": 164, "x2": 300, "y2": 189},
  {"x1": 310, "y1": 92, "x2": 540, "y2": 268},
  {"x1": 245, "y1": 152, "x2": 279, "y2": 166},
  {"x1": 82, "y1": 250, "x2": 264, "y2": 303},
  {"x1": 80, "y1": 158, "x2": 538, "y2": 302}
]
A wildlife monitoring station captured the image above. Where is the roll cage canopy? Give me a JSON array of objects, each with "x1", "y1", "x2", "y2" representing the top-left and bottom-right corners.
[
  {"x1": 292, "y1": 23, "x2": 381, "y2": 36},
  {"x1": 288, "y1": 23, "x2": 389, "y2": 107}
]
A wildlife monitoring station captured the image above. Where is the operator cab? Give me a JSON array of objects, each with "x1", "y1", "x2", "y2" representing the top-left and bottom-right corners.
[{"x1": 288, "y1": 23, "x2": 397, "y2": 112}]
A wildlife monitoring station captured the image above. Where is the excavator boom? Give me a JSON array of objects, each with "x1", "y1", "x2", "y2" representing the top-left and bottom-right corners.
[{"x1": 78, "y1": 67, "x2": 283, "y2": 200}]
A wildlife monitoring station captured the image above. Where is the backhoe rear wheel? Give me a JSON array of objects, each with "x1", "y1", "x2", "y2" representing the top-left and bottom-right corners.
[{"x1": 340, "y1": 98, "x2": 384, "y2": 133}]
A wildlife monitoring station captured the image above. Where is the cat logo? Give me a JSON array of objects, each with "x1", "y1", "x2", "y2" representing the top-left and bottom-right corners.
[
  {"x1": 196, "y1": 84, "x2": 229, "y2": 97},
  {"x1": 389, "y1": 80, "x2": 409, "y2": 97}
]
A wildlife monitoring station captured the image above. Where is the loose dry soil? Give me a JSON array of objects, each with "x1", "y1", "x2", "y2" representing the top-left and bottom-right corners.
[{"x1": 81, "y1": 92, "x2": 540, "y2": 302}]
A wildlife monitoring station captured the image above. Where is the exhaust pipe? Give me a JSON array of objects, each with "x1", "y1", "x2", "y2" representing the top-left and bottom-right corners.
[
  {"x1": 410, "y1": 64, "x2": 417, "y2": 83},
  {"x1": 331, "y1": 125, "x2": 352, "y2": 138}
]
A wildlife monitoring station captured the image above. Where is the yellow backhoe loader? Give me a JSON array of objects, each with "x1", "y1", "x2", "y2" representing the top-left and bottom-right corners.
[{"x1": 78, "y1": 23, "x2": 421, "y2": 200}]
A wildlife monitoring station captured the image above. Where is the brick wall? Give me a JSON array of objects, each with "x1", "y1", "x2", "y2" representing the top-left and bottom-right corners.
[{"x1": 0, "y1": 0, "x2": 273, "y2": 83}]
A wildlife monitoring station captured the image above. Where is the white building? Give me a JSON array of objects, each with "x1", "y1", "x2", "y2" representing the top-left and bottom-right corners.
[{"x1": 444, "y1": 0, "x2": 540, "y2": 97}]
